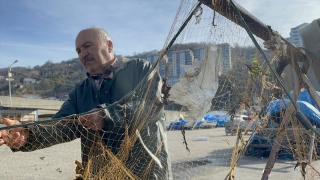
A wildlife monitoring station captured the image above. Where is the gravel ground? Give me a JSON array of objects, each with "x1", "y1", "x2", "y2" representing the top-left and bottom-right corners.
[{"x1": 0, "y1": 128, "x2": 318, "y2": 180}]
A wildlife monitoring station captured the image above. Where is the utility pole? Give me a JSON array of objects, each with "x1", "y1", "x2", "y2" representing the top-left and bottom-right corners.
[{"x1": 7, "y1": 60, "x2": 18, "y2": 107}]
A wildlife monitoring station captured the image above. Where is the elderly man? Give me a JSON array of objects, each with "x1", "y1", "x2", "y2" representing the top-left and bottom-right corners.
[{"x1": 0, "y1": 27, "x2": 172, "y2": 180}]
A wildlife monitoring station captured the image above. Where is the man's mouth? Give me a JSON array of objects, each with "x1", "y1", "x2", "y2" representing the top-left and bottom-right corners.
[
  {"x1": 85, "y1": 60, "x2": 94, "y2": 66},
  {"x1": 83, "y1": 56, "x2": 94, "y2": 66}
]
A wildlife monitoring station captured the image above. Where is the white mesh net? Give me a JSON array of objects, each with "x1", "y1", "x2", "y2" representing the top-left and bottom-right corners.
[{"x1": 1, "y1": 0, "x2": 320, "y2": 180}]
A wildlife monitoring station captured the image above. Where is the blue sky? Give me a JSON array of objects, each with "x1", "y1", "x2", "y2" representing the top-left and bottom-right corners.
[{"x1": 0, "y1": 0, "x2": 319, "y2": 68}]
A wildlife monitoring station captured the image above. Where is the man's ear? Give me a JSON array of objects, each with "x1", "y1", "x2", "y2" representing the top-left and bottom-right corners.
[{"x1": 107, "y1": 40, "x2": 113, "y2": 52}]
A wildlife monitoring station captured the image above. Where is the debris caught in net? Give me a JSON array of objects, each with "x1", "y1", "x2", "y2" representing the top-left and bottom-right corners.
[{"x1": 1, "y1": 0, "x2": 320, "y2": 180}]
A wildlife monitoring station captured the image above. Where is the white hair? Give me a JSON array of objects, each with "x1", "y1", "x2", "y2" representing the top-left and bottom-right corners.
[{"x1": 82, "y1": 26, "x2": 112, "y2": 45}]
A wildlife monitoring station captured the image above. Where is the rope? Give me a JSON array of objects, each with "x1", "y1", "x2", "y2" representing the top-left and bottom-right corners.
[
  {"x1": 229, "y1": 0, "x2": 320, "y2": 162},
  {"x1": 119, "y1": 1, "x2": 202, "y2": 103},
  {"x1": 229, "y1": 0, "x2": 298, "y2": 111}
]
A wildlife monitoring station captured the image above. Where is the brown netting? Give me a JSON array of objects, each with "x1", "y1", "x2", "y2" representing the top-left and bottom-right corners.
[{"x1": 1, "y1": 0, "x2": 320, "y2": 180}]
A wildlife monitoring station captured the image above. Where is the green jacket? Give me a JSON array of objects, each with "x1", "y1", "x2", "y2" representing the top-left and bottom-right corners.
[{"x1": 18, "y1": 58, "x2": 172, "y2": 180}]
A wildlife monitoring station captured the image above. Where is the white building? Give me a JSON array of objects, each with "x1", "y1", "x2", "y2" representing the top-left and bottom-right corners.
[
  {"x1": 142, "y1": 43, "x2": 231, "y2": 85},
  {"x1": 23, "y1": 78, "x2": 36, "y2": 84},
  {"x1": 288, "y1": 23, "x2": 308, "y2": 47},
  {"x1": 218, "y1": 43, "x2": 232, "y2": 73}
]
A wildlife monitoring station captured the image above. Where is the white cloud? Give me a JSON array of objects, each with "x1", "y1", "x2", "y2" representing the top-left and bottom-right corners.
[{"x1": 236, "y1": 0, "x2": 320, "y2": 37}]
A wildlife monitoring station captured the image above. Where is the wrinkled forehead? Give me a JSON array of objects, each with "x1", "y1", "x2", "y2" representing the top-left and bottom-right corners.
[{"x1": 75, "y1": 29, "x2": 99, "y2": 47}]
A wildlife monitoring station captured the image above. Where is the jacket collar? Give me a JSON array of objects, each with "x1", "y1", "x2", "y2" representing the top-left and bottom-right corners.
[{"x1": 86, "y1": 57, "x2": 124, "y2": 80}]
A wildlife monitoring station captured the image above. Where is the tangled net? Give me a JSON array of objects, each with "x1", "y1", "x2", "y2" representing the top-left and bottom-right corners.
[{"x1": 1, "y1": 0, "x2": 320, "y2": 180}]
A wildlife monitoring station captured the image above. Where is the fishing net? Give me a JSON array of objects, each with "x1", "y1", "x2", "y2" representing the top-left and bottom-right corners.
[
  {"x1": 1, "y1": 0, "x2": 320, "y2": 180},
  {"x1": 161, "y1": 1, "x2": 320, "y2": 179}
]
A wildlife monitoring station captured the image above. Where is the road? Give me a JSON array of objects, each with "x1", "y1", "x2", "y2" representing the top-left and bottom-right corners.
[{"x1": 0, "y1": 128, "x2": 318, "y2": 180}]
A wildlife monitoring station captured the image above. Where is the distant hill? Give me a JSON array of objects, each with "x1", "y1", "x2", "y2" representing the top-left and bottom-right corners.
[
  {"x1": 0, "y1": 58, "x2": 86, "y2": 99},
  {"x1": 0, "y1": 44, "x2": 261, "y2": 101}
]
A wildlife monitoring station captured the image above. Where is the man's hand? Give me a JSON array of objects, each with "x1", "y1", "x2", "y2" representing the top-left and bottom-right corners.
[
  {"x1": 78, "y1": 109, "x2": 105, "y2": 131},
  {"x1": 0, "y1": 118, "x2": 29, "y2": 149}
]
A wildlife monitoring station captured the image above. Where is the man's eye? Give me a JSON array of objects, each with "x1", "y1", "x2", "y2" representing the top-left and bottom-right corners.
[
  {"x1": 84, "y1": 45, "x2": 90, "y2": 48},
  {"x1": 77, "y1": 50, "x2": 81, "y2": 54}
]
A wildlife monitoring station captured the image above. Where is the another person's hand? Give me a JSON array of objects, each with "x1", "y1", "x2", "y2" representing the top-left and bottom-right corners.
[
  {"x1": 78, "y1": 109, "x2": 105, "y2": 130},
  {"x1": 0, "y1": 118, "x2": 29, "y2": 149}
]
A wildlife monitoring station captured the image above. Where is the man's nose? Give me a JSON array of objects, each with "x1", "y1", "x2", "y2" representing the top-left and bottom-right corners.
[{"x1": 80, "y1": 49, "x2": 89, "y2": 59}]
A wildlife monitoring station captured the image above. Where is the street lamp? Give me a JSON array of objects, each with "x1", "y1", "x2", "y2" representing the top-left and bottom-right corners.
[{"x1": 8, "y1": 60, "x2": 18, "y2": 107}]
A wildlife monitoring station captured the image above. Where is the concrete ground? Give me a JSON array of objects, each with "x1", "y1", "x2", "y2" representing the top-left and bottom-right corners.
[{"x1": 0, "y1": 128, "x2": 318, "y2": 180}]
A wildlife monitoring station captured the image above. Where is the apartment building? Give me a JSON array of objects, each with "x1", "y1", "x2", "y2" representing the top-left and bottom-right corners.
[{"x1": 139, "y1": 43, "x2": 232, "y2": 85}]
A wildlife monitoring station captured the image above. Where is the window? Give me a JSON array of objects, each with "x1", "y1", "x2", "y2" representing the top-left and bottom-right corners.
[
  {"x1": 194, "y1": 49, "x2": 200, "y2": 59},
  {"x1": 167, "y1": 52, "x2": 172, "y2": 63},
  {"x1": 176, "y1": 53, "x2": 180, "y2": 77},
  {"x1": 185, "y1": 52, "x2": 191, "y2": 65}
]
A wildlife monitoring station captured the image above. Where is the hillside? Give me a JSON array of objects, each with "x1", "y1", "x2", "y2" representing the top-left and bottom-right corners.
[
  {"x1": 0, "y1": 44, "x2": 260, "y2": 101},
  {"x1": 0, "y1": 58, "x2": 86, "y2": 99}
]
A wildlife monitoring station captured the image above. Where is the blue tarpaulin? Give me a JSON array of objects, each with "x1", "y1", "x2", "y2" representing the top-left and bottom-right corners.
[
  {"x1": 205, "y1": 112, "x2": 230, "y2": 127},
  {"x1": 167, "y1": 113, "x2": 228, "y2": 130},
  {"x1": 266, "y1": 89, "x2": 320, "y2": 124},
  {"x1": 246, "y1": 133, "x2": 294, "y2": 160},
  {"x1": 204, "y1": 114, "x2": 217, "y2": 121},
  {"x1": 247, "y1": 89, "x2": 320, "y2": 159},
  {"x1": 295, "y1": 89, "x2": 320, "y2": 110},
  {"x1": 167, "y1": 118, "x2": 188, "y2": 130}
]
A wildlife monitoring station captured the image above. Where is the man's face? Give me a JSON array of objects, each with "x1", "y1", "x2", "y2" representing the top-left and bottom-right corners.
[{"x1": 75, "y1": 29, "x2": 114, "y2": 75}]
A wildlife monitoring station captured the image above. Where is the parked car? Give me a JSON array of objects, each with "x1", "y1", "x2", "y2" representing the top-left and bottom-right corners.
[
  {"x1": 181, "y1": 119, "x2": 196, "y2": 130},
  {"x1": 206, "y1": 111, "x2": 230, "y2": 127},
  {"x1": 233, "y1": 114, "x2": 252, "y2": 122},
  {"x1": 168, "y1": 111, "x2": 231, "y2": 130},
  {"x1": 225, "y1": 114, "x2": 254, "y2": 135},
  {"x1": 196, "y1": 114, "x2": 218, "y2": 129},
  {"x1": 168, "y1": 116, "x2": 218, "y2": 130}
]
